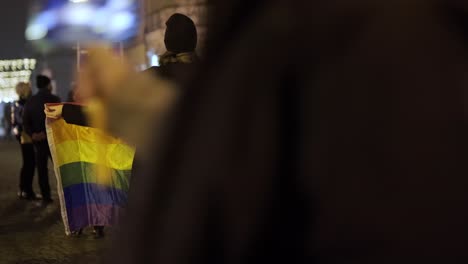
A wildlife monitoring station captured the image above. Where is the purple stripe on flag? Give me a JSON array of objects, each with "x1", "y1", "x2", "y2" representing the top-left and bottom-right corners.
[{"x1": 67, "y1": 204, "x2": 124, "y2": 232}]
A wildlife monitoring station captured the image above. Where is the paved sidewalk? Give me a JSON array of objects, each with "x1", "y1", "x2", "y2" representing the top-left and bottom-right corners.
[{"x1": 0, "y1": 140, "x2": 108, "y2": 264}]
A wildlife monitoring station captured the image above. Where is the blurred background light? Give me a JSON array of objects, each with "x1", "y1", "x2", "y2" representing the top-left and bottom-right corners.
[
  {"x1": 25, "y1": 23, "x2": 48, "y2": 40},
  {"x1": 151, "y1": 54, "x2": 159, "y2": 67},
  {"x1": 107, "y1": 0, "x2": 133, "y2": 9},
  {"x1": 62, "y1": 3, "x2": 95, "y2": 25},
  {"x1": 26, "y1": 0, "x2": 140, "y2": 44},
  {"x1": 0, "y1": 59, "x2": 36, "y2": 102},
  {"x1": 108, "y1": 11, "x2": 134, "y2": 33}
]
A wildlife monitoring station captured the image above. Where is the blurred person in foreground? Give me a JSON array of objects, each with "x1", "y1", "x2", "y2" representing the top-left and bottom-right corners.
[
  {"x1": 11, "y1": 82, "x2": 36, "y2": 200},
  {"x1": 78, "y1": 0, "x2": 468, "y2": 263},
  {"x1": 23, "y1": 75, "x2": 60, "y2": 206}
]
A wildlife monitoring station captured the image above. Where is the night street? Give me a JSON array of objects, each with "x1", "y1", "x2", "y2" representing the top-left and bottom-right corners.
[
  {"x1": 2, "y1": 0, "x2": 468, "y2": 263},
  {"x1": 0, "y1": 140, "x2": 107, "y2": 264}
]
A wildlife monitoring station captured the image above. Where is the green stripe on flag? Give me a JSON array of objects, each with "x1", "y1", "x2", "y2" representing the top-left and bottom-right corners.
[{"x1": 59, "y1": 162, "x2": 131, "y2": 191}]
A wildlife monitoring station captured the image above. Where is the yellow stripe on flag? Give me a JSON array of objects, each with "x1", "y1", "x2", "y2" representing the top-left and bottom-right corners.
[
  {"x1": 55, "y1": 140, "x2": 134, "y2": 170},
  {"x1": 48, "y1": 119, "x2": 118, "y2": 146}
]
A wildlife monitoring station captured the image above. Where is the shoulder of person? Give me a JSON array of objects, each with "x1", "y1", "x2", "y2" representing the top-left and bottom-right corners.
[
  {"x1": 24, "y1": 97, "x2": 34, "y2": 106},
  {"x1": 28, "y1": 94, "x2": 39, "y2": 101}
]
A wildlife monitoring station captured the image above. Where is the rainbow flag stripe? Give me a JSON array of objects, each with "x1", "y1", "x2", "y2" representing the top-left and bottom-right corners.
[{"x1": 46, "y1": 107, "x2": 135, "y2": 235}]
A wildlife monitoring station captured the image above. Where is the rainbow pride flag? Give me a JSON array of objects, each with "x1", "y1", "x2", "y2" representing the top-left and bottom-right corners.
[{"x1": 46, "y1": 104, "x2": 135, "y2": 235}]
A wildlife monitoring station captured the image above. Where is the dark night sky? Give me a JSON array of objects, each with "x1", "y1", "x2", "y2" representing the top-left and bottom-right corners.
[
  {"x1": 0, "y1": 1, "x2": 75, "y2": 101},
  {"x1": 0, "y1": 1, "x2": 30, "y2": 59}
]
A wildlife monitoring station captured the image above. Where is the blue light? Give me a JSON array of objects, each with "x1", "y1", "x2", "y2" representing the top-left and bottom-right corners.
[
  {"x1": 26, "y1": 0, "x2": 140, "y2": 43},
  {"x1": 62, "y1": 3, "x2": 95, "y2": 25},
  {"x1": 106, "y1": 0, "x2": 133, "y2": 9},
  {"x1": 108, "y1": 11, "x2": 134, "y2": 33},
  {"x1": 36, "y1": 11, "x2": 58, "y2": 28},
  {"x1": 26, "y1": 23, "x2": 48, "y2": 40}
]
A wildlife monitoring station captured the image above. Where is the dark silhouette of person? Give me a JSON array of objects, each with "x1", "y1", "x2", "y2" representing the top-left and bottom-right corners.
[
  {"x1": 11, "y1": 82, "x2": 36, "y2": 200},
  {"x1": 145, "y1": 13, "x2": 199, "y2": 86},
  {"x1": 23, "y1": 75, "x2": 60, "y2": 206},
  {"x1": 133, "y1": 13, "x2": 199, "y2": 179}
]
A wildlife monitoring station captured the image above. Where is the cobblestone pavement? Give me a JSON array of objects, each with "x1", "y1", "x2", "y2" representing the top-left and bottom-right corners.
[{"x1": 0, "y1": 140, "x2": 108, "y2": 264}]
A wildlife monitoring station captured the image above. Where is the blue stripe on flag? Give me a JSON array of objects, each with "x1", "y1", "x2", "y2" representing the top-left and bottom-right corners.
[{"x1": 63, "y1": 183, "x2": 128, "y2": 210}]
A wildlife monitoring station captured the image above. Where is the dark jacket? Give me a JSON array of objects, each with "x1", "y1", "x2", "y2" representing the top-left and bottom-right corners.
[
  {"x1": 62, "y1": 104, "x2": 88, "y2": 127},
  {"x1": 145, "y1": 61, "x2": 198, "y2": 88},
  {"x1": 23, "y1": 89, "x2": 60, "y2": 136},
  {"x1": 11, "y1": 99, "x2": 27, "y2": 137}
]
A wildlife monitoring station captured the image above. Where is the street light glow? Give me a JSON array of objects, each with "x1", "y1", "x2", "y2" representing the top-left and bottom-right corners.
[{"x1": 0, "y1": 59, "x2": 36, "y2": 102}]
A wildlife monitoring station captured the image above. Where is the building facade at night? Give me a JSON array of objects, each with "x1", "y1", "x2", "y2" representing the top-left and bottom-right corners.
[
  {"x1": 0, "y1": 0, "x2": 207, "y2": 104},
  {"x1": 0, "y1": 59, "x2": 36, "y2": 103},
  {"x1": 126, "y1": 0, "x2": 207, "y2": 69}
]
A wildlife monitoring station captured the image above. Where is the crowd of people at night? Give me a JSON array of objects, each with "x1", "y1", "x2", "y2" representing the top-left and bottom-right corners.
[{"x1": 2, "y1": 0, "x2": 468, "y2": 263}]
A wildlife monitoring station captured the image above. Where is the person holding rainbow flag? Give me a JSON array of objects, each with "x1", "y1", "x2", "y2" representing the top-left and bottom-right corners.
[{"x1": 45, "y1": 102, "x2": 135, "y2": 238}]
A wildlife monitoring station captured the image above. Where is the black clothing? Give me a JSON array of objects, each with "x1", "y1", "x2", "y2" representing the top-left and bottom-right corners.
[
  {"x1": 164, "y1": 14, "x2": 198, "y2": 53},
  {"x1": 23, "y1": 89, "x2": 59, "y2": 202},
  {"x1": 34, "y1": 140, "x2": 52, "y2": 201},
  {"x1": 145, "y1": 63, "x2": 198, "y2": 87},
  {"x1": 23, "y1": 89, "x2": 60, "y2": 136},
  {"x1": 12, "y1": 98, "x2": 36, "y2": 197},
  {"x1": 12, "y1": 99, "x2": 27, "y2": 138},
  {"x1": 133, "y1": 61, "x2": 199, "y2": 179},
  {"x1": 18, "y1": 142, "x2": 35, "y2": 197},
  {"x1": 109, "y1": 1, "x2": 468, "y2": 264},
  {"x1": 62, "y1": 104, "x2": 88, "y2": 127}
]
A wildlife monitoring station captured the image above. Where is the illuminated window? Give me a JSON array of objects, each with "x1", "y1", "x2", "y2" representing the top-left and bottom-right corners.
[{"x1": 0, "y1": 59, "x2": 36, "y2": 102}]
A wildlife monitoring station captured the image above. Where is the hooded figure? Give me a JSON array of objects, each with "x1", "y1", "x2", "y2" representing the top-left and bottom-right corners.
[
  {"x1": 107, "y1": 0, "x2": 468, "y2": 263},
  {"x1": 146, "y1": 13, "x2": 198, "y2": 85},
  {"x1": 164, "y1": 13, "x2": 198, "y2": 55}
]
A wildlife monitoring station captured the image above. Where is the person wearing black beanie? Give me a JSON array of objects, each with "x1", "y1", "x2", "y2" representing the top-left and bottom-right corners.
[
  {"x1": 164, "y1": 13, "x2": 198, "y2": 54},
  {"x1": 157, "y1": 13, "x2": 199, "y2": 68}
]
